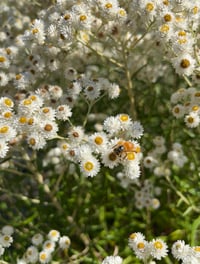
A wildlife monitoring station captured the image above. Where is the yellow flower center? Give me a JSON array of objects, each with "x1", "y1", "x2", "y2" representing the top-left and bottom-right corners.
[
  {"x1": 146, "y1": 3, "x2": 154, "y2": 12},
  {"x1": 80, "y1": 15, "x2": 87, "y2": 21},
  {"x1": 84, "y1": 161, "x2": 94, "y2": 171},
  {"x1": 32, "y1": 28, "x2": 39, "y2": 34},
  {"x1": 120, "y1": 114, "x2": 129, "y2": 122},
  {"x1": 154, "y1": 241, "x2": 163, "y2": 249},
  {"x1": 109, "y1": 152, "x2": 117, "y2": 161},
  {"x1": 4, "y1": 112, "x2": 12, "y2": 118},
  {"x1": 4, "y1": 98, "x2": 13, "y2": 107},
  {"x1": 29, "y1": 95, "x2": 37, "y2": 101},
  {"x1": 174, "y1": 107, "x2": 180, "y2": 113},
  {"x1": 19, "y1": 116, "x2": 27, "y2": 124},
  {"x1": 129, "y1": 233, "x2": 137, "y2": 240},
  {"x1": 192, "y1": 105, "x2": 199, "y2": 112},
  {"x1": 40, "y1": 253, "x2": 47, "y2": 261},
  {"x1": 180, "y1": 59, "x2": 190, "y2": 69},
  {"x1": 43, "y1": 108, "x2": 50, "y2": 113},
  {"x1": 137, "y1": 242, "x2": 145, "y2": 249},
  {"x1": 164, "y1": 14, "x2": 172, "y2": 22},
  {"x1": 178, "y1": 38, "x2": 187, "y2": 44},
  {"x1": 195, "y1": 92, "x2": 200, "y2": 97},
  {"x1": 160, "y1": 24, "x2": 170, "y2": 33},
  {"x1": 62, "y1": 144, "x2": 68, "y2": 150},
  {"x1": 28, "y1": 118, "x2": 34, "y2": 125},
  {"x1": 5, "y1": 48, "x2": 11, "y2": 55},
  {"x1": 193, "y1": 6, "x2": 198, "y2": 15},
  {"x1": 127, "y1": 152, "x2": 135, "y2": 160},
  {"x1": 0, "y1": 56, "x2": 6, "y2": 62},
  {"x1": 194, "y1": 246, "x2": 200, "y2": 252},
  {"x1": 29, "y1": 138, "x2": 36, "y2": 145},
  {"x1": 178, "y1": 31, "x2": 186, "y2": 37},
  {"x1": 0, "y1": 126, "x2": 9, "y2": 133},
  {"x1": 94, "y1": 136, "x2": 103, "y2": 145},
  {"x1": 4, "y1": 236, "x2": 10, "y2": 241},
  {"x1": 105, "y1": 3, "x2": 112, "y2": 9},
  {"x1": 15, "y1": 74, "x2": 22, "y2": 80},
  {"x1": 50, "y1": 230, "x2": 58, "y2": 237},
  {"x1": 44, "y1": 124, "x2": 53, "y2": 131},
  {"x1": 64, "y1": 14, "x2": 71, "y2": 20},
  {"x1": 187, "y1": 117, "x2": 194, "y2": 123},
  {"x1": 163, "y1": 0, "x2": 169, "y2": 5},
  {"x1": 118, "y1": 9, "x2": 126, "y2": 16},
  {"x1": 23, "y1": 99, "x2": 32, "y2": 106}
]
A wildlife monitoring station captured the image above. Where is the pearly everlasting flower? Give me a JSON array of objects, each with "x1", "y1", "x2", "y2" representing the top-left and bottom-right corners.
[
  {"x1": 171, "y1": 240, "x2": 191, "y2": 260},
  {"x1": 25, "y1": 246, "x2": 39, "y2": 263},
  {"x1": 47, "y1": 230, "x2": 60, "y2": 242},
  {"x1": 0, "y1": 140, "x2": 9, "y2": 158},
  {"x1": 103, "y1": 116, "x2": 121, "y2": 135},
  {"x1": 43, "y1": 240, "x2": 56, "y2": 253},
  {"x1": 0, "y1": 245, "x2": 5, "y2": 256},
  {"x1": 172, "y1": 53, "x2": 196, "y2": 76},
  {"x1": 39, "y1": 250, "x2": 51, "y2": 264},
  {"x1": 184, "y1": 112, "x2": 200, "y2": 128},
  {"x1": 102, "y1": 255, "x2": 123, "y2": 264},
  {"x1": 79, "y1": 155, "x2": 100, "y2": 177},
  {"x1": 68, "y1": 126, "x2": 85, "y2": 143},
  {"x1": 56, "y1": 104, "x2": 72, "y2": 120},
  {"x1": 89, "y1": 132, "x2": 108, "y2": 153},
  {"x1": 128, "y1": 232, "x2": 146, "y2": 250},
  {"x1": 149, "y1": 238, "x2": 168, "y2": 260},
  {"x1": 59, "y1": 236, "x2": 71, "y2": 250},
  {"x1": 1, "y1": 225, "x2": 14, "y2": 235},
  {"x1": 32, "y1": 233, "x2": 44, "y2": 246}
]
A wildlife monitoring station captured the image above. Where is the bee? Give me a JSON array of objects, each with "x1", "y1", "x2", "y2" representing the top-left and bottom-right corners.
[{"x1": 112, "y1": 140, "x2": 140, "y2": 159}]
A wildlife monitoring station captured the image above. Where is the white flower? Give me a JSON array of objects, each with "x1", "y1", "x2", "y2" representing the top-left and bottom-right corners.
[
  {"x1": 172, "y1": 53, "x2": 196, "y2": 76},
  {"x1": 128, "y1": 232, "x2": 146, "y2": 250},
  {"x1": 184, "y1": 112, "x2": 200, "y2": 128},
  {"x1": 102, "y1": 255, "x2": 123, "y2": 264},
  {"x1": 39, "y1": 250, "x2": 51, "y2": 264},
  {"x1": 32, "y1": 233, "x2": 44, "y2": 246},
  {"x1": 59, "y1": 236, "x2": 71, "y2": 250},
  {"x1": 0, "y1": 71, "x2": 9, "y2": 86},
  {"x1": 79, "y1": 155, "x2": 100, "y2": 177},
  {"x1": 0, "y1": 244, "x2": 5, "y2": 256},
  {"x1": 43, "y1": 240, "x2": 56, "y2": 253},
  {"x1": 47, "y1": 230, "x2": 60, "y2": 242},
  {"x1": 149, "y1": 238, "x2": 168, "y2": 260},
  {"x1": 171, "y1": 240, "x2": 191, "y2": 260},
  {"x1": 103, "y1": 116, "x2": 121, "y2": 135},
  {"x1": 1, "y1": 225, "x2": 14, "y2": 235},
  {"x1": 89, "y1": 132, "x2": 108, "y2": 153},
  {"x1": 25, "y1": 246, "x2": 39, "y2": 263},
  {"x1": 56, "y1": 104, "x2": 72, "y2": 120},
  {"x1": 0, "y1": 139, "x2": 9, "y2": 158},
  {"x1": 172, "y1": 104, "x2": 185, "y2": 118},
  {"x1": 107, "y1": 83, "x2": 120, "y2": 99},
  {"x1": 0, "y1": 234, "x2": 13, "y2": 248}
]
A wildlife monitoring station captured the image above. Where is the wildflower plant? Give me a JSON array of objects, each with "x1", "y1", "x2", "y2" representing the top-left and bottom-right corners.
[{"x1": 0, "y1": 0, "x2": 200, "y2": 263}]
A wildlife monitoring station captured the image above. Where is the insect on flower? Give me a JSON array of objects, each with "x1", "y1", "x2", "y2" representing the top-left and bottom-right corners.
[{"x1": 112, "y1": 140, "x2": 141, "y2": 160}]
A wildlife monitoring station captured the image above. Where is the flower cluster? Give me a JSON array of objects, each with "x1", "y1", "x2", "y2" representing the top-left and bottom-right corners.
[
  {"x1": 171, "y1": 87, "x2": 200, "y2": 128},
  {"x1": 172, "y1": 240, "x2": 200, "y2": 264},
  {"x1": 132, "y1": 0, "x2": 200, "y2": 77},
  {"x1": 128, "y1": 232, "x2": 168, "y2": 262},
  {"x1": 18, "y1": 229, "x2": 71, "y2": 264},
  {"x1": 0, "y1": 73, "x2": 120, "y2": 158},
  {"x1": 0, "y1": 225, "x2": 14, "y2": 257},
  {"x1": 43, "y1": 113, "x2": 143, "y2": 178},
  {"x1": 134, "y1": 180, "x2": 161, "y2": 210},
  {"x1": 143, "y1": 136, "x2": 188, "y2": 177}
]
